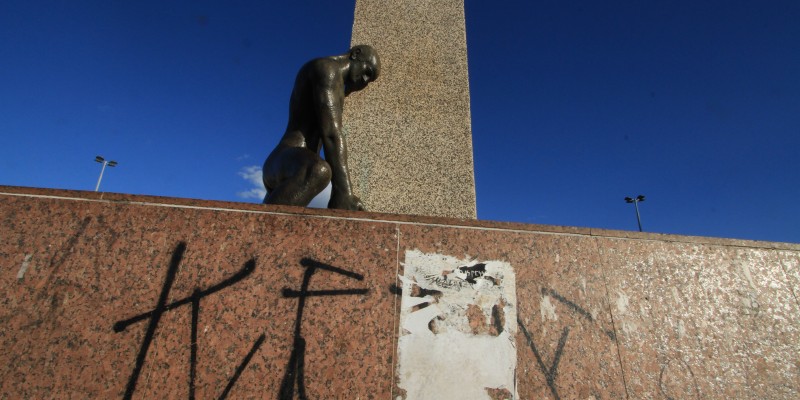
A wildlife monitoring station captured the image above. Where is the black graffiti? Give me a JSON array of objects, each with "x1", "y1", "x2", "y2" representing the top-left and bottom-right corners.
[
  {"x1": 389, "y1": 283, "x2": 402, "y2": 295},
  {"x1": 518, "y1": 318, "x2": 570, "y2": 400},
  {"x1": 659, "y1": 358, "x2": 701, "y2": 400},
  {"x1": 279, "y1": 258, "x2": 369, "y2": 400},
  {"x1": 517, "y1": 287, "x2": 622, "y2": 398},
  {"x1": 457, "y1": 263, "x2": 486, "y2": 283},
  {"x1": 389, "y1": 282, "x2": 442, "y2": 299},
  {"x1": 542, "y1": 287, "x2": 593, "y2": 322},
  {"x1": 112, "y1": 242, "x2": 262, "y2": 400},
  {"x1": 542, "y1": 287, "x2": 616, "y2": 341},
  {"x1": 219, "y1": 335, "x2": 265, "y2": 399}
]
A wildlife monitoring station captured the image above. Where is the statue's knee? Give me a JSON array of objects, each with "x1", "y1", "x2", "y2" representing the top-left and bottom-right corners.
[{"x1": 308, "y1": 160, "x2": 332, "y2": 189}]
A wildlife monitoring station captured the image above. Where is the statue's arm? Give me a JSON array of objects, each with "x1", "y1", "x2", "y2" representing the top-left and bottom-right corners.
[
  {"x1": 314, "y1": 67, "x2": 362, "y2": 210},
  {"x1": 318, "y1": 87, "x2": 350, "y2": 193}
]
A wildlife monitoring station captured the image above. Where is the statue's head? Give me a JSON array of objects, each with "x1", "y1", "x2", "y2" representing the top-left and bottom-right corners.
[{"x1": 346, "y1": 45, "x2": 380, "y2": 93}]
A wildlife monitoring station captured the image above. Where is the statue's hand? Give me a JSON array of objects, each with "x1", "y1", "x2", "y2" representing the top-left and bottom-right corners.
[{"x1": 329, "y1": 191, "x2": 365, "y2": 211}]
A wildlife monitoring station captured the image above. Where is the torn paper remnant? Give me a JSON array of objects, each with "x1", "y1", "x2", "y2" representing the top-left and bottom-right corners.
[{"x1": 396, "y1": 250, "x2": 518, "y2": 399}]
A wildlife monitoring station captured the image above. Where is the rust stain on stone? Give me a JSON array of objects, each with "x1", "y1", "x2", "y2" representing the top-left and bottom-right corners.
[{"x1": 485, "y1": 386, "x2": 513, "y2": 400}]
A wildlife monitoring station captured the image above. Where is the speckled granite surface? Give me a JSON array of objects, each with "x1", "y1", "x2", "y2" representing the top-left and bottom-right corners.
[
  {"x1": 344, "y1": 0, "x2": 477, "y2": 218},
  {"x1": 1, "y1": 186, "x2": 798, "y2": 399}
]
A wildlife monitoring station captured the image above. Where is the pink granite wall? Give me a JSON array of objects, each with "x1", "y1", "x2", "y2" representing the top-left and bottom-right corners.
[{"x1": 1, "y1": 186, "x2": 798, "y2": 399}]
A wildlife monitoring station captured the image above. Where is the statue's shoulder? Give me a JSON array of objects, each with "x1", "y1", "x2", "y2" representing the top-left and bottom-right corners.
[{"x1": 301, "y1": 57, "x2": 340, "y2": 80}]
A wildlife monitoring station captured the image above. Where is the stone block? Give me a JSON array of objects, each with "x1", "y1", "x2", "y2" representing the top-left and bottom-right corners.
[
  {"x1": 1, "y1": 186, "x2": 799, "y2": 398},
  {"x1": 344, "y1": 0, "x2": 477, "y2": 218}
]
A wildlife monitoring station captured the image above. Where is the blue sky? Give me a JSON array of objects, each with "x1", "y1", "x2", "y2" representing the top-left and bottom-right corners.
[{"x1": 1, "y1": 1, "x2": 798, "y2": 243}]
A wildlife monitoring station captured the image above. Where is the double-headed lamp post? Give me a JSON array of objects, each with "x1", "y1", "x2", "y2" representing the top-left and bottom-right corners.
[
  {"x1": 94, "y1": 156, "x2": 118, "y2": 191},
  {"x1": 624, "y1": 195, "x2": 646, "y2": 232}
]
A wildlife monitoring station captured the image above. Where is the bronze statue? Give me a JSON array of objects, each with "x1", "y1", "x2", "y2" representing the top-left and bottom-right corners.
[{"x1": 262, "y1": 45, "x2": 380, "y2": 210}]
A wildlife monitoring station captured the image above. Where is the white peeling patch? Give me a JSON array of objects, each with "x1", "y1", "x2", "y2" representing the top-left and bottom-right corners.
[
  {"x1": 677, "y1": 319, "x2": 686, "y2": 339},
  {"x1": 616, "y1": 291, "x2": 638, "y2": 335},
  {"x1": 740, "y1": 292, "x2": 760, "y2": 315},
  {"x1": 621, "y1": 320, "x2": 638, "y2": 335},
  {"x1": 17, "y1": 254, "x2": 32, "y2": 280},
  {"x1": 397, "y1": 250, "x2": 517, "y2": 400},
  {"x1": 540, "y1": 295, "x2": 558, "y2": 321},
  {"x1": 739, "y1": 263, "x2": 757, "y2": 291},
  {"x1": 616, "y1": 291, "x2": 630, "y2": 314},
  {"x1": 671, "y1": 287, "x2": 681, "y2": 304}
]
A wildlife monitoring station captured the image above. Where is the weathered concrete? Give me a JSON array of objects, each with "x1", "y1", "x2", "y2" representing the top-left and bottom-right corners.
[
  {"x1": 344, "y1": 0, "x2": 477, "y2": 218},
  {"x1": 1, "y1": 186, "x2": 798, "y2": 399}
]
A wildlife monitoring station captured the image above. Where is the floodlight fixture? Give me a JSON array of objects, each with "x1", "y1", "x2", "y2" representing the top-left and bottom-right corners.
[
  {"x1": 94, "y1": 155, "x2": 118, "y2": 191},
  {"x1": 624, "y1": 194, "x2": 646, "y2": 232}
]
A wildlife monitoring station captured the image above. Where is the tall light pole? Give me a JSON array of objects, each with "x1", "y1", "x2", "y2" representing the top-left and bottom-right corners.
[
  {"x1": 624, "y1": 195, "x2": 645, "y2": 232},
  {"x1": 94, "y1": 155, "x2": 118, "y2": 191}
]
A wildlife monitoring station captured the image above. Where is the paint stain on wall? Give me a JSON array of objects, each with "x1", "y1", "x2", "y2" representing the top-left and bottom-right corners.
[
  {"x1": 540, "y1": 294, "x2": 558, "y2": 322},
  {"x1": 396, "y1": 250, "x2": 517, "y2": 399},
  {"x1": 17, "y1": 254, "x2": 32, "y2": 280}
]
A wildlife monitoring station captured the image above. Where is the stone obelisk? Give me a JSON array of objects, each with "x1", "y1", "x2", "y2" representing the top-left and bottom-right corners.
[{"x1": 343, "y1": 0, "x2": 477, "y2": 219}]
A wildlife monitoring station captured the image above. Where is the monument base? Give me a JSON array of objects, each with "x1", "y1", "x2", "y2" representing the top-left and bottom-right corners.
[{"x1": 1, "y1": 186, "x2": 798, "y2": 399}]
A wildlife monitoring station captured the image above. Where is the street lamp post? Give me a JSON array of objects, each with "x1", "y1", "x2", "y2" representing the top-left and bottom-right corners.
[
  {"x1": 94, "y1": 156, "x2": 118, "y2": 191},
  {"x1": 624, "y1": 195, "x2": 646, "y2": 232}
]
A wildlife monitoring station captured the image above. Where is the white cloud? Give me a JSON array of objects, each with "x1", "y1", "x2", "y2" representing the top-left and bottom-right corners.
[
  {"x1": 237, "y1": 165, "x2": 267, "y2": 200},
  {"x1": 237, "y1": 188, "x2": 266, "y2": 199},
  {"x1": 237, "y1": 165, "x2": 332, "y2": 207},
  {"x1": 308, "y1": 182, "x2": 332, "y2": 208}
]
